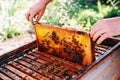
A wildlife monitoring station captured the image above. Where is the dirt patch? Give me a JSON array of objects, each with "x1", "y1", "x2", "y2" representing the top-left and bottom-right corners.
[{"x1": 0, "y1": 33, "x2": 36, "y2": 56}]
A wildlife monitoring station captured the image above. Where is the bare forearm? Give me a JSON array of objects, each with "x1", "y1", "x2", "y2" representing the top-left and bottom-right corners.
[{"x1": 104, "y1": 17, "x2": 120, "y2": 22}]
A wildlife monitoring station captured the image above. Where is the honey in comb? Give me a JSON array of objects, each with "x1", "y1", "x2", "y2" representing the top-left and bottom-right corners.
[{"x1": 34, "y1": 23, "x2": 95, "y2": 66}]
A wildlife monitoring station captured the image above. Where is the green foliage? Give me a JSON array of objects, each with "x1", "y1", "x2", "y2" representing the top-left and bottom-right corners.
[
  {"x1": 0, "y1": 0, "x2": 120, "y2": 41},
  {"x1": 41, "y1": 0, "x2": 120, "y2": 31},
  {"x1": 0, "y1": 0, "x2": 20, "y2": 41},
  {"x1": 73, "y1": 0, "x2": 120, "y2": 7},
  {"x1": 104, "y1": 8, "x2": 120, "y2": 18},
  {"x1": 0, "y1": 0, "x2": 38, "y2": 41},
  {"x1": 0, "y1": 27, "x2": 20, "y2": 40},
  {"x1": 42, "y1": 1, "x2": 69, "y2": 26}
]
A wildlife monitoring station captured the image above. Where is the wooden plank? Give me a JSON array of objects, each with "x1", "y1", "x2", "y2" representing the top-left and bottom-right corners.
[
  {"x1": 22, "y1": 55, "x2": 78, "y2": 79},
  {"x1": 4, "y1": 64, "x2": 36, "y2": 80},
  {"x1": 16, "y1": 59, "x2": 63, "y2": 80},
  {"x1": 0, "y1": 40, "x2": 36, "y2": 65},
  {"x1": 11, "y1": 60, "x2": 49, "y2": 80},
  {"x1": 0, "y1": 67, "x2": 22, "y2": 80},
  {"x1": 0, "y1": 72, "x2": 12, "y2": 80},
  {"x1": 77, "y1": 43, "x2": 120, "y2": 80},
  {"x1": 28, "y1": 52, "x2": 82, "y2": 74},
  {"x1": 93, "y1": 55, "x2": 120, "y2": 80},
  {"x1": 35, "y1": 51, "x2": 84, "y2": 70},
  {"x1": 25, "y1": 54, "x2": 47, "y2": 64},
  {"x1": 35, "y1": 51, "x2": 83, "y2": 76}
]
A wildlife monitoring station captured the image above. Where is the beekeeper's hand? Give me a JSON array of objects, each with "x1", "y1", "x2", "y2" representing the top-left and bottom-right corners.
[
  {"x1": 91, "y1": 17, "x2": 120, "y2": 44},
  {"x1": 25, "y1": 0, "x2": 51, "y2": 24}
]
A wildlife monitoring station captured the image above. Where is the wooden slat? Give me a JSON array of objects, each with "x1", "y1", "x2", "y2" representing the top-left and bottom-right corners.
[
  {"x1": 77, "y1": 44, "x2": 120, "y2": 80},
  {"x1": 10, "y1": 61, "x2": 49, "y2": 80},
  {"x1": 0, "y1": 67, "x2": 21, "y2": 80},
  {"x1": 31, "y1": 52, "x2": 82, "y2": 74},
  {"x1": 25, "y1": 55, "x2": 47, "y2": 64},
  {"x1": 93, "y1": 55, "x2": 120, "y2": 80},
  {"x1": 4, "y1": 64, "x2": 36, "y2": 80},
  {"x1": 26, "y1": 53, "x2": 81, "y2": 75},
  {"x1": 35, "y1": 51, "x2": 84, "y2": 70},
  {"x1": 0, "y1": 72, "x2": 12, "y2": 80},
  {"x1": 16, "y1": 60, "x2": 63, "y2": 80},
  {"x1": 21, "y1": 56, "x2": 71, "y2": 78},
  {"x1": 0, "y1": 40, "x2": 36, "y2": 65}
]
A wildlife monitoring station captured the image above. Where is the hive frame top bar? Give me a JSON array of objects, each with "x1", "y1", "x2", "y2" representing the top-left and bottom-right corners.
[{"x1": 33, "y1": 22, "x2": 90, "y2": 34}]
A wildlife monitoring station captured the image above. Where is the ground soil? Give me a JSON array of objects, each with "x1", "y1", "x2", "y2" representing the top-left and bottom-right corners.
[{"x1": 0, "y1": 33, "x2": 36, "y2": 56}]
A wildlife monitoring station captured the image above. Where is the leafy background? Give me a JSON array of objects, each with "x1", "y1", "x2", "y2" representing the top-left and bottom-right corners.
[{"x1": 0, "y1": 0, "x2": 120, "y2": 41}]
